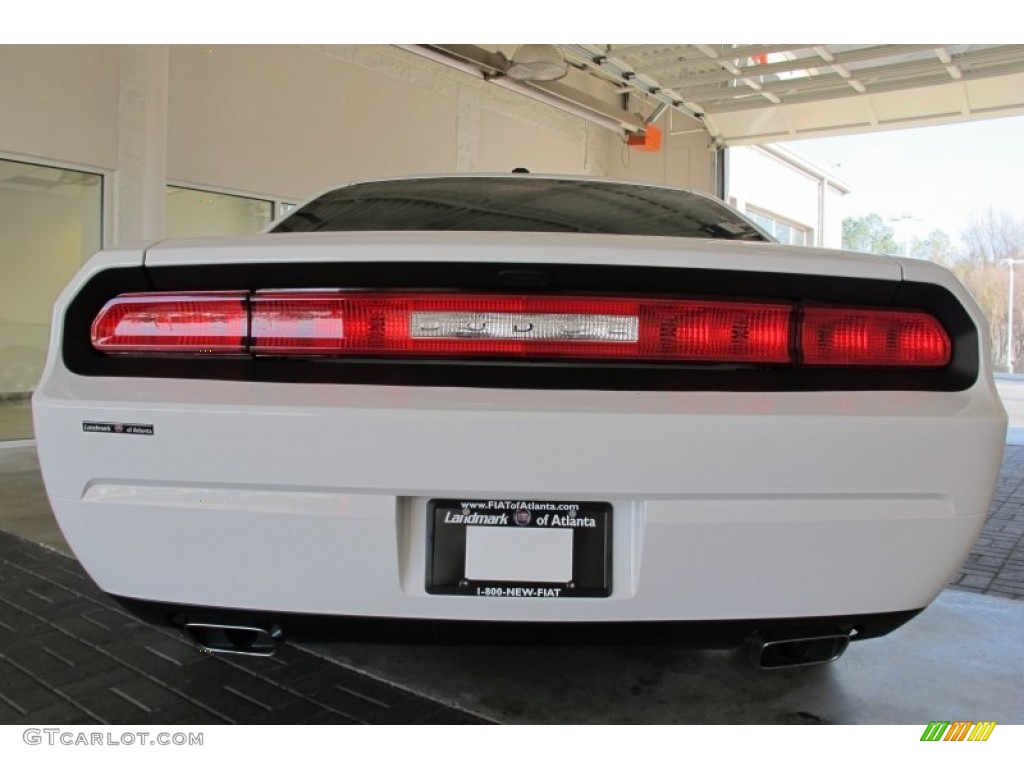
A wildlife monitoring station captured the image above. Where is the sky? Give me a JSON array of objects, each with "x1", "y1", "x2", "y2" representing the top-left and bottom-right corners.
[{"x1": 783, "y1": 114, "x2": 1024, "y2": 246}]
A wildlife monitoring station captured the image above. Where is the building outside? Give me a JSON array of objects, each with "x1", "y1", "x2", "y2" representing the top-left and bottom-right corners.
[{"x1": 726, "y1": 142, "x2": 850, "y2": 250}]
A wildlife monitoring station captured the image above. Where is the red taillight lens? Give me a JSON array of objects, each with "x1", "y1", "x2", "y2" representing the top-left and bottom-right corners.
[
  {"x1": 649, "y1": 301, "x2": 791, "y2": 363},
  {"x1": 90, "y1": 291, "x2": 953, "y2": 369},
  {"x1": 249, "y1": 293, "x2": 792, "y2": 362},
  {"x1": 250, "y1": 294, "x2": 347, "y2": 354},
  {"x1": 802, "y1": 308, "x2": 951, "y2": 367},
  {"x1": 90, "y1": 293, "x2": 248, "y2": 353}
]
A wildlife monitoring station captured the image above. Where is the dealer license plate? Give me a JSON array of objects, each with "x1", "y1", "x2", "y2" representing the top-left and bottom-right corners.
[{"x1": 426, "y1": 499, "x2": 612, "y2": 598}]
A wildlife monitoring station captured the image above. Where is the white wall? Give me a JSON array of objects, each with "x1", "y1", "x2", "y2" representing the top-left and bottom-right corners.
[
  {"x1": 0, "y1": 44, "x2": 717, "y2": 232},
  {"x1": 603, "y1": 112, "x2": 716, "y2": 192},
  {"x1": 478, "y1": 109, "x2": 585, "y2": 173},
  {"x1": 168, "y1": 45, "x2": 460, "y2": 200},
  {"x1": 166, "y1": 45, "x2": 717, "y2": 203},
  {"x1": 166, "y1": 45, "x2": 668, "y2": 203},
  {"x1": 0, "y1": 46, "x2": 119, "y2": 170}
]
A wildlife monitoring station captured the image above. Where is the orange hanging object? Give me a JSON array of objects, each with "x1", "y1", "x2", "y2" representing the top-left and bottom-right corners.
[{"x1": 627, "y1": 124, "x2": 662, "y2": 152}]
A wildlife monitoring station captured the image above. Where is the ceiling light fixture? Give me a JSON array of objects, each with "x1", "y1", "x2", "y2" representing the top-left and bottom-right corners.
[{"x1": 506, "y1": 44, "x2": 568, "y2": 82}]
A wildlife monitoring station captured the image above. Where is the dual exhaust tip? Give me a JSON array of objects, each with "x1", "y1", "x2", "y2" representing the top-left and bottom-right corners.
[
  {"x1": 749, "y1": 633, "x2": 852, "y2": 669},
  {"x1": 184, "y1": 623, "x2": 282, "y2": 657}
]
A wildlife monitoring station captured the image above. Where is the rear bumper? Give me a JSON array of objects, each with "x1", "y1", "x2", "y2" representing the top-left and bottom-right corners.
[
  {"x1": 33, "y1": 374, "x2": 1006, "y2": 626},
  {"x1": 46, "y1": 491, "x2": 986, "y2": 622},
  {"x1": 110, "y1": 594, "x2": 925, "y2": 647}
]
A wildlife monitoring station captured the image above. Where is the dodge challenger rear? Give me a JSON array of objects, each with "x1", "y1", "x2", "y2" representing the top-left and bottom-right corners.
[{"x1": 32, "y1": 175, "x2": 1006, "y2": 666}]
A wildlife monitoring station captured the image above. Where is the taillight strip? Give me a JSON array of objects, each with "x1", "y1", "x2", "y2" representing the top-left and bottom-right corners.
[
  {"x1": 249, "y1": 293, "x2": 794, "y2": 362},
  {"x1": 90, "y1": 292, "x2": 248, "y2": 353},
  {"x1": 89, "y1": 291, "x2": 952, "y2": 368},
  {"x1": 802, "y1": 307, "x2": 951, "y2": 367}
]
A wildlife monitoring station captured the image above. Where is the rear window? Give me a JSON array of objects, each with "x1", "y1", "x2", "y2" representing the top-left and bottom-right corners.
[{"x1": 271, "y1": 177, "x2": 768, "y2": 241}]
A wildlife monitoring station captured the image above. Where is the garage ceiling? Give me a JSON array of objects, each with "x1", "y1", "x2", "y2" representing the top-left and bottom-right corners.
[
  {"x1": 419, "y1": 45, "x2": 1024, "y2": 145},
  {"x1": 563, "y1": 44, "x2": 1024, "y2": 144}
]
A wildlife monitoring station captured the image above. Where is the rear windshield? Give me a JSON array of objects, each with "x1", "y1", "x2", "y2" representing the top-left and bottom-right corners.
[{"x1": 271, "y1": 177, "x2": 768, "y2": 241}]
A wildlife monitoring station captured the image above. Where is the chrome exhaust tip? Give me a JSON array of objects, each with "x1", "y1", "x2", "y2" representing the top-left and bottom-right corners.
[
  {"x1": 184, "y1": 622, "x2": 281, "y2": 657},
  {"x1": 749, "y1": 633, "x2": 851, "y2": 669}
]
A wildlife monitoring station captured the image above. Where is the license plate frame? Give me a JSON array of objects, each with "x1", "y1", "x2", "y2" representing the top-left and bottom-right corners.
[{"x1": 426, "y1": 499, "x2": 612, "y2": 598}]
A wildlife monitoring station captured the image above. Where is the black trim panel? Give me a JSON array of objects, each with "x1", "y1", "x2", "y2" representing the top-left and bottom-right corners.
[
  {"x1": 110, "y1": 594, "x2": 923, "y2": 647},
  {"x1": 61, "y1": 262, "x2": 979, "y2": 392}
]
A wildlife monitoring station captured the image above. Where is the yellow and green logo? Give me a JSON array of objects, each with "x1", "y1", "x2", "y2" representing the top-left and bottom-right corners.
[{"x1": 920, "y1": 721, "x2": 996, "y2": 741}]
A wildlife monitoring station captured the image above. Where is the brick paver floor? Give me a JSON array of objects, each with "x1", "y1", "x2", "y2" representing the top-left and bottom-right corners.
[
  {"x1": 0, "y1": 530, "x2": 488, "y2": 725},
  {"x1": 949, "y1": 443, "x2": 1024, "y2": 600}
]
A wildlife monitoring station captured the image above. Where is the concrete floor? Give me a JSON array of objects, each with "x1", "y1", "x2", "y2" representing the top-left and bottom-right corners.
[
  {"x1": 0, "y1": 399, "x2": 32, "y2": 443},
  {"x1": 1, "y1": 442, "x2": 1022, "y2": 724},
  {"x1": 0, "y1": 441, "x2": 70, "y2": 554},
  {"x1": 302, "y1": 590, "x2": 1022, "y2": 724}
]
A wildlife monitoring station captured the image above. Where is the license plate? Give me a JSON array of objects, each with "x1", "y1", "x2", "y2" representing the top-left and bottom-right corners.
[{"x1": 426, "y1": 499, "x2": 612, "y2": 598}]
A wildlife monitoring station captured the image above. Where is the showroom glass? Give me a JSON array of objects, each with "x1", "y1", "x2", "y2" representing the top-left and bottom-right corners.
[
  {"x1": 0, "y1": 158, "x2": 102, "y2": 441},
  {"x1": 746, "y1": 208, "x2": 811, "y2": 246},
  {"x1": 272, "y1": 178, "x2": 769, "y2": 241},
  {"x1": 166, "y1": 186, "x2": 274, "y2": 239}
]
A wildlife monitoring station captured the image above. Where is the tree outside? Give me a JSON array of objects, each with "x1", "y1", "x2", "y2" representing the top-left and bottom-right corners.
[
  {"x1": 841, "y1": 214, "x2": 900, "y2": 256},
  {"x1": 841, "y1": 207, "x2": 1024, "y2": 371}
]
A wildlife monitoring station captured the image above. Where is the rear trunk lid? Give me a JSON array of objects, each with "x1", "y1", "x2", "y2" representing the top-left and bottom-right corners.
[{"x1": 144, "y1": 231, "x2": 902, "y2": 282}]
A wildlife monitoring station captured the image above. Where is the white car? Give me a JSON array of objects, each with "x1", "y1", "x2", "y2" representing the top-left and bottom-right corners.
[{"x1": 32, "y1": 175, "x2": 1006, "y2": 666}]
